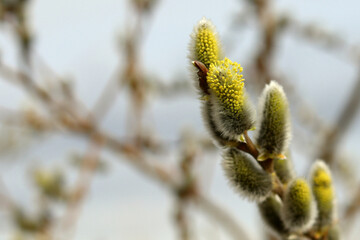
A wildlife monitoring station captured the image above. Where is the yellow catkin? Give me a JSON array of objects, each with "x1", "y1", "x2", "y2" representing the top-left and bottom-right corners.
[
  {"x1": 207, "y1": 58, "x2": 245, "y2": 114},
  {"x1": 283, "y1": 178, "x2": 315, "y2": 231},
  {"x1": 194, "y1": 21, "x2": 221, "y2": 68},
  {"x1": 310, "y1": 160, "x2": 334, "y2": 228},
  {"x1": 313, "y1": 170, "x2": 333, "y2": 211}
]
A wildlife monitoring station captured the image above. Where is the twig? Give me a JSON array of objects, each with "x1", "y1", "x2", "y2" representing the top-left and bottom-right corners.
[
  {"x1": 0, "y1": 176, "x2": 16, "y2": 210},
  {"x1": 342, "y1": 183, "x2": 360, "y2": 228},
  {"x1": 243, "y1": 131, "x2": 259, "y2": 158},
  {"x1": 91, "y1": 72, "x2": 120, "y2": 123},
  {"x1": 58, "y1": 137, "x2": 103, "y2": 240},
  {"x1": 174, "y1": 199, "x2": 190, "y2": 240}
]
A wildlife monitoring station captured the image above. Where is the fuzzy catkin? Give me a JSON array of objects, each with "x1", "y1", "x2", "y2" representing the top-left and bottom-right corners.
[
  {"x1": 188, "y1": 18, "x2": 223, "y2": 97},
  {"x1": 282, "y1": 178, "x2": 316, "y2": 232},
  {"x1": 207, "y1": 58, "x2": 255, "y2": 140},
  {"x1": 189, "y1": 17, "x2": 222, "y2": 69},
  {"x1": 258, "y1": 194, "x2": 288, "y2": 236},
  {"x1": 257, "y1": 81, "x2": 290, "y2": 157},
  {"x1": 274, "y1": 157, "x2": 294, "y2": 184},
  {"x1": 222, "y1": 148, "x2": 272, "y2": 202},
  {"x1": 310, "y1": 160, "x2": 335, "y2": 228}
]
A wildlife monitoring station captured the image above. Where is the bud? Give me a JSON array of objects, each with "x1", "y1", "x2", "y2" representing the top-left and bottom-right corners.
[
  {"x1": 282, "y1": 178, "x2": 316, "y2": 232},
  {"x1": 13, "y1": 208, "x2": 50, "y2": 233},
  {"x1": 256, "y1": 81, "x2": 290, "y2": 159},
  {"x1": 33, "y1": 169, "x2": 65, "y2": 200},
  {"x1": 207, "y1": 58, "x2": 255, "y2": 140},
  {"x1": 309, "y1": 160, "x2": 335, "y2": 228},
  {"x1": 274, "y1": 154, "x2": 295, "y2": 184},
  {"x1": 189, "y1": 17, "x2": 222, "y2": 69},
  {"x1": 258, "y1": 194, "x2": 288, "y2": 236},
  {"x1": 222, "y1": 148, "x2": 272, "y2": 201}
]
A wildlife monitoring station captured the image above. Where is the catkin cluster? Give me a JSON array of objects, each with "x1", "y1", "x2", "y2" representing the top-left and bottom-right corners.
[{"x1": 189, "y1": 18, "x2": 340, "y2": 240}]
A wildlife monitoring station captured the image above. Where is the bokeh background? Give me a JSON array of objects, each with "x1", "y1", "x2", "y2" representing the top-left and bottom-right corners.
[{"x1": 0, "y1": 0, "x2": 360, "y2": 239}]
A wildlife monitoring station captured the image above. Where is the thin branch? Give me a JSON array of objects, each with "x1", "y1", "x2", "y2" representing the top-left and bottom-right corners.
[
  {"x1": 58, "y1": 137, "x2": 103, "y2": 240},
  {"x1": 342, "y1": 183, "x2": 360, "y2": 227},
  {"x1": 174, "y1": 199, "x2": 190, "y2": 240},
  {"x1": 91, "y1": 71, "x2": 121, "y2": 123},
  {"x1": 0, "y1": 176, "x2": 16, "y2": 211}
]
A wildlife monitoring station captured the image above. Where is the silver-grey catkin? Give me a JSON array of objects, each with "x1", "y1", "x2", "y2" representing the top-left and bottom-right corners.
[{"x1": 222, "y1": 148, "x2": 272, "y2": 202}]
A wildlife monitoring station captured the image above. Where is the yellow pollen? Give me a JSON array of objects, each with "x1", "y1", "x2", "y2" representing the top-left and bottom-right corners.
[
  {"x1": 207, "y1": 58, "x2": 245, "y2": 114},
  {"x1": 195, "y1": 26, "x2": 220, "y2": 68}
]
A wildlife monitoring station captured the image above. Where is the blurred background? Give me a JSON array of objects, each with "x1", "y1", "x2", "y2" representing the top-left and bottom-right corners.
[{"x1": 0, "y1": 0, "x2": 359, "y2": 239}]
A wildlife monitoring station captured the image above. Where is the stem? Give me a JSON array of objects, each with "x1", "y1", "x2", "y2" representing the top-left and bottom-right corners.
[
  {"x1": 272, "y1": 174, "x2": 285, "y2": 200},
  {"x1": 243, "y1": 131, "x2": 259, "y2": 158},
  {"x1": 237, "y1": 131, "x2": 286, "y2": 201}
]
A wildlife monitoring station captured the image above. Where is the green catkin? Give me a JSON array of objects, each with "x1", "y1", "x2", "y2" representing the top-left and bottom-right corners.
[
  {"x1": 13, "y1": 209, "x2": 49, "y2": 233},
  {"x1": 256, "y1": 81, "x2": 290, "y2": 159},
  {"x1": 283, "y1": 178, "x2": 316, "y2": 232},
  {"x1": 207, "y1": 58, "x2": 255, "y2": 140},
  {"x1": 274, "y1": 156, "x2": 294, "y2": 184},
  {"x1": 222, "y1": 148, "x2": 272, "y2": 202},
  {"x1": 258, "y1": 194, "x2": 288, "y2": 236},
  {"x1": 34, "y1": 169, "x2": 65, "y2": 200},
  {"x1": 310, "y1": 160, "x2": 335, "y2": 229}
]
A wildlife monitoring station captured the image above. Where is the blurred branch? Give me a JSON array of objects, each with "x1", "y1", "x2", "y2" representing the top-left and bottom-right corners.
[
  {"x1": 318, "y1": 64, "x2": 360, "y2": 164},
  {"x1": 251, "y1": 0, "x2": 277, "y2": 87},
  {"x1": 0, "y1": 63, "x2": 82, "y2": 121},
  {"x1": 91, "y1": 72, "x2": 120, "y2": 123},
  {"x1": 0, "y1": 176, "x2": 15, "y2": 210},
  {"x1": 75, "y1": 125, "x2": 252, "y2": 240},
  {"x1": 59, "y1": 138, "x2": 103, "y2": 240},
  {"x1": 286, "y1": 16, "x2": 360, "y2": 63},
  {"x1": 195, "y1": 194, "x2": 252, "y2": 240},
  {"x1": 174, "y1": 199, "x2": 190, "y2": 240},
  {"x1": 0, "y1": 0, "x2": 33, "y2": 66},
  {"x1": 342, "y1": 183, "x2": 360, "y2": 229},
  {"x1": 0, "y1": 82, "x2": 250, "y2": 240}
]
